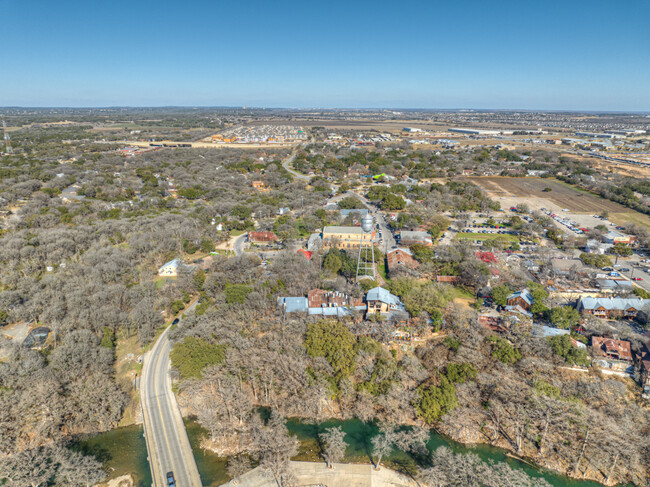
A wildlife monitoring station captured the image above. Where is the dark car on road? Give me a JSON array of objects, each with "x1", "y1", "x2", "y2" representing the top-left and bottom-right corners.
[
  {"x1": 167, "y1": 472, "x2": 175, "y2": 486},
  {"x1": 172, "y1": 318, "x2": 180, "y2": 325}
]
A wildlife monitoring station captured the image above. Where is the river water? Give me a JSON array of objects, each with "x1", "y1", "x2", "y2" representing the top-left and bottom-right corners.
[{"x1": 77, "y1": 418, "x2": 626, "y2": 487}]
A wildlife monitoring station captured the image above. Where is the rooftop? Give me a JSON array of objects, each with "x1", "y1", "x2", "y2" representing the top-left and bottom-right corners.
[
  {"x1": 366, "y1": 287, "x2": 402, "y2": 306},
  {"x1": 578, "y1": 297, "x2": 650, "y2": 311},
  {"x1": 324, "y1": 226, "x2": 366, "y2": 235}
]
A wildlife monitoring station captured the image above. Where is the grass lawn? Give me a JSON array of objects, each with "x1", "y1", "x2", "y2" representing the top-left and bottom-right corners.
[
  {"x1": 448, "y1": 286, "x2": 475, "y2": 300},
  {"x1": 154, "y1": 276, "x2": 173, "y2": 289},
  {"x1": 229, "y1": 230, "x2": 246, "y2": 236},
  {"x1": 455, "y1": 232, "x2": 520, "y2": 242}
]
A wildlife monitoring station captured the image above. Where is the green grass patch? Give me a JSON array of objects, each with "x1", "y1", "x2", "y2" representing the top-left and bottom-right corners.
[
  {"x1": 377, "y1": 260, "x2": 388, "y2": 280},
  {"x1": 154, "y1": 278, "x2": 168, "y2": 290},
  {"x1": 448, "y1": 286, "x2": 475, "y2": 300}
]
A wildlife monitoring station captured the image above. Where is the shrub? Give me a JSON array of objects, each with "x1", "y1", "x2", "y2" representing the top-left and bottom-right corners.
[
  {"x1": 487, "y1": 336, "x2": 521, "y2": 365},
  {"x1": 416, "y1": 377, "x2": 458, "y2": 423},
  {"x1": 170, "y1": 337, "x2": 226, "y2": 378},
  {"x1": 224, "y1": 284, "x2": 253, "y2": 304},
  {"x1": 548, "y1": 334, "x2": 590, "y2": 366}
]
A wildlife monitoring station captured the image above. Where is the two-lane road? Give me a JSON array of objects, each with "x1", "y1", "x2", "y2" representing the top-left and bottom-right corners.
[
  {"x1": 141, "y1": 316, "x2": 202, "y2": 486},
  {"x1": 282, "y1": 144, "x2": 310, "y2": 180}
]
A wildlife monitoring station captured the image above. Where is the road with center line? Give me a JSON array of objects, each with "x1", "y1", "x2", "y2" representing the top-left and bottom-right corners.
[{"x1": 141, "y1": 307, "x2": 202, "y2": 487}]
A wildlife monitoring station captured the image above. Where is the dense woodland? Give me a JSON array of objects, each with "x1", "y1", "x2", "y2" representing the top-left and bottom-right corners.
[{"x1": 0, "y1": 113, "x2": 648, "y2": 486}]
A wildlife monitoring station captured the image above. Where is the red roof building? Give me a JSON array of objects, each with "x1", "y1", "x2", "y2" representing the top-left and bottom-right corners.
[
  {"x1": 249, "y1": 231, "x2": 279, "y2": 243},
  {"x1": 307, "y1": 289, "x2": 364, "y2": 309},
  {"x1": 386, "y1": 248, "x2": 419, "y2": 272}
]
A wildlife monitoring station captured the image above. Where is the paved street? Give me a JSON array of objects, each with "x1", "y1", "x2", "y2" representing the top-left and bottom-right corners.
[
  {"x1": 215, "y1": 233, "x2": 248, "y2": 256},
  {"x1": 282, "y1": 144, "x2": 310, "y2": 180},
  {"x1": 233, "y1": 233, "x2": 247, "y2": 256},
  {"x1": 141, "y1": 308, "x2": 202, "y2": 487},
  {"x1": 617, "y1": 255, "x2": 650, "y2": 292}
]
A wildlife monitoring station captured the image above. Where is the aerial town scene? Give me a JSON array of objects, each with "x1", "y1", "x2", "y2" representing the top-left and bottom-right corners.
[{"x1": 1, "y1": 2, "x2": 649, "y2": 487}]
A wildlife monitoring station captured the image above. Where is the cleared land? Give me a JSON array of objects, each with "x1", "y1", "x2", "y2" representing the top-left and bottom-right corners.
[{"x1": 464, "y1": 176, "x2": 650, "y2": 229}]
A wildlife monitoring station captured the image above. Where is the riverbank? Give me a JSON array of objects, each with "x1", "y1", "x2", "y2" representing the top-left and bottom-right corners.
[
  {"x1": 190, "y1": 418, "x2": 613, "y2": 487},
  {"x1": 78, "y1": 417, "x2": 632, "y2": 487}
]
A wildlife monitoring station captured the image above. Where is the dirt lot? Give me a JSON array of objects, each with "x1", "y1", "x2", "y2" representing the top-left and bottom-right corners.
[{"x1": 463, "y1": 176, "x2": 650, "y2": 229}]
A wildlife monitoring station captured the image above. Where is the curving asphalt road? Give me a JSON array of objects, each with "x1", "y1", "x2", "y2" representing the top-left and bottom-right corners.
[
  {"x1": 281, "y1": 144, "x2": 310, "y2": 180},
  {"x1": 234, "y1": 233, "x2": 247, "y2": 256},
  {"x1": 141, "y1": 312, "x2": 202, "y2": 487}
]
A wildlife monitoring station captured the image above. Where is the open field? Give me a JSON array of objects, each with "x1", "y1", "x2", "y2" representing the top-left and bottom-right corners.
[
  {"x1": 464, "y1": 176, "x2": 650, "y2": 230},
  {"x1": 464, "y1": 177, "x2": 625, "y2": 212}
]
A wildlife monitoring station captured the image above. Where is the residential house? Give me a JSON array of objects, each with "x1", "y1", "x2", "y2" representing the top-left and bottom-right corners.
[
  {"x1": 251, "y1": 180, "x2": 267, "y2": 190},
  {"x1": 249, "y1": 231, "x2": 279, "y2": 243},
  {"x1": 158, "y1": 259, "x2": 181, "y2": 277},
  {"x1": 399, "y1": 231, "x2": 432, "y2": 247},
  {"x1": 322, "y1": 226, "x2": 375, "y2": 250},
  {"x1": 576, "y1": 297, "x2": 650, "y2": 319},
  {"x1": 277, "y1": 207, "x2": 291, "y2": 215},
  {"x1": 507, "y1": 289, "x2": 534, "y2": 311},
  {"x1": 591, "y1": 336, "x2": 633, "y2": 371},
  {"x1": 386, "y1": 248, "x2": 419, "y2": 273},
  {"x1": 366, "y1": 287, "x2": 405, "y2": 317}
]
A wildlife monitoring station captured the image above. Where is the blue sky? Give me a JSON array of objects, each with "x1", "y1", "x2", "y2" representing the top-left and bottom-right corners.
[{"x1": 1, "y1": 0, "x2": 649, "y2": 110}]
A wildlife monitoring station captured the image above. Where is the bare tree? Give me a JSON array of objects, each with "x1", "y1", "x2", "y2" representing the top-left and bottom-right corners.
[{"x1": 319, "y1": 426, "x2": 347, "y2": 468}]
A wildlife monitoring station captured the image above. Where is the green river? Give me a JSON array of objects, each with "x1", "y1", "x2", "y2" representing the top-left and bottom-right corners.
[{"x1": 76, "y1": 418, "x2": 625, "y2": 487}]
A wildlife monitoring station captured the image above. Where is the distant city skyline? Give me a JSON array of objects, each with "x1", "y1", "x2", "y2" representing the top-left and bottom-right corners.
[{"x1": 1, "y1": 0, "x2": 649, "y2": 110}]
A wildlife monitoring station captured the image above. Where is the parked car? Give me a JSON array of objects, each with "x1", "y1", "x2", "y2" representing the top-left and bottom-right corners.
[
  {"x1": 633, "y1": 277, "x2": 643, "y2": 281},
  {"x1": 167, "y1": 472, "x2": 175, "y2": 487},
  {"x1": 172, "y1": 318, "x2": 179, "y2": 325}
]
